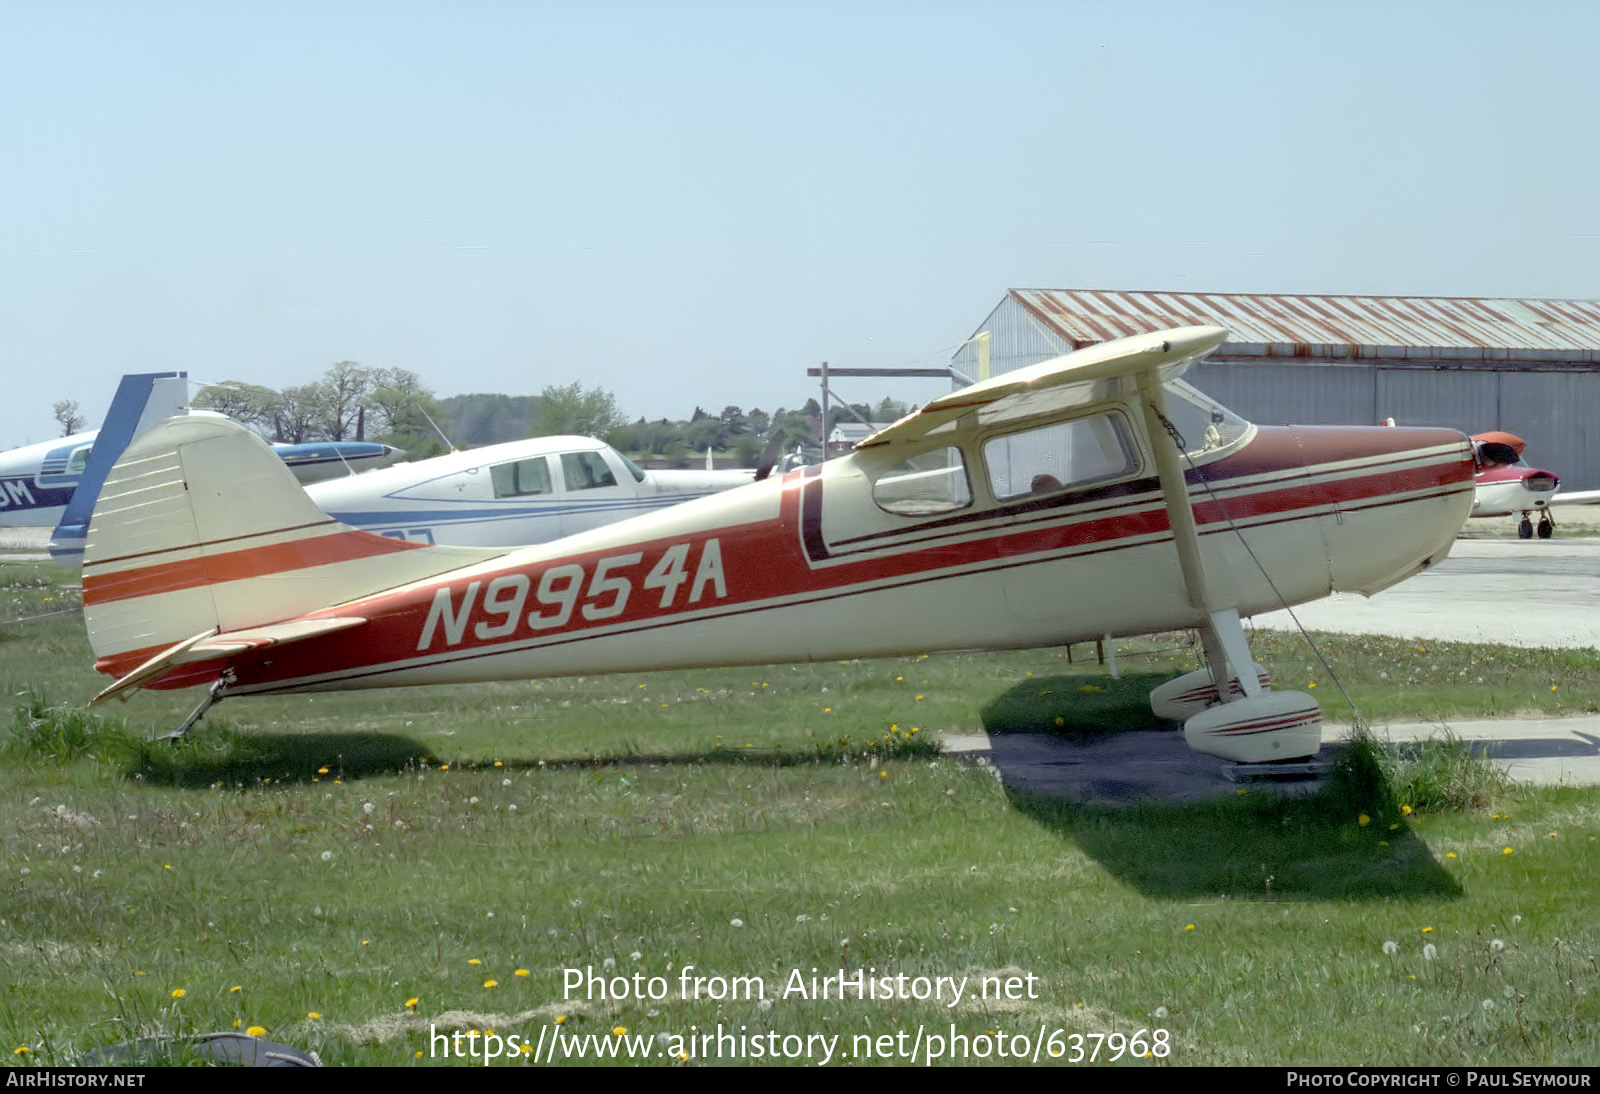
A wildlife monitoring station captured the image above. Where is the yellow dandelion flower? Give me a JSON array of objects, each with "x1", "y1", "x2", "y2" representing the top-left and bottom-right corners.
[
  {"x1": 556, "y1": 1015, "x2": 567, "y2": 1025},
  {"x1": 514, "y1": 969, "x2": 529, "y2": 978},
  {"x1": 317, "y1": 766, "x2": 329, "y2": 775},
  {"x1": 1503, "y1": 847, "x2": 1514, "y2": 856},
  {"x1": 171, "y1": 988, "x2": 186, "y2": 999},
  {"x1": 1358, "y1": 814, "x2": 1371, "y2": 827},
  {"x1": 494, "y1": 760, "x2": 503, "y2": 767},
  {"x1": 307, "y1": 1012, "x2": 321, "y2": 1020},
  {"x1": 13, "y1": 1046, "x2": 29, "y2": 1056},
  {"x1": 1401, "y1": 804, "x2": 1413, "y2": 815},
  {"x1": 247, "y1": 1026, "x2": 266, "y2": 1037},
  {"x1": 1446, "y1": 852, "x2": 1457, "y2": 859},
  {"x1": 1379, "y1": 841, "x2": 1389, "y2": 847},
  {"x1": 879, "y1": 771, "x2": 888, "y2": 779},
  {"x1": 612, "y1": 1026, "x2": 627, "y2": 1036},
  {"x1": 1422, "y1": 927, "x2": 1433, "y2": 933},
  {"x1": 230, "y1": 985, "x2": 241, "y2": 993},
  {"x1": 521, "y1": 1044, "x2": 533, "y2": 1055},
  {"x1": 415, "y1": 1050, "x2": 424, "y2": 1058},
  {"x1": 468, "y1": 958, "x2": 482, "y2": 965},
  {"x1": 406, "y1": 998, "x2": 419, "y2": 1010},
  {"x1": 483, "y1": 979, "x2": 498, "y2": 989},
  {"x1": 361, "y1": 939, "x2": 369, "y2": 946},
  {"x1": 232, "y1": 1020, "x2": 242, "y2": 1029},
  {"x1": 1185, "y1": 924, "x2": 1195, "y2": 931}
]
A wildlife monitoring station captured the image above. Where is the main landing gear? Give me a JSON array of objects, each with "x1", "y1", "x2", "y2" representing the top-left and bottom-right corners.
[
  {"x1": 1148, "y1": 608, "x2": 1323, "y2": 765},
  {"x1": 1517, "y1": 512, "x2": 1554, "y2": 540}
]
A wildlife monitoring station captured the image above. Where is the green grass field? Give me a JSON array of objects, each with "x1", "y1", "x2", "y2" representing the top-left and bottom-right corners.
[{"x1": 2, "y1": 561, "x2": 1597, "y2": 1066}]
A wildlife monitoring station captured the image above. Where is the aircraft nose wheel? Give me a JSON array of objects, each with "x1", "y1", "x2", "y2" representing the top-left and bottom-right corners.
[
  {"x1": 1537, "y1": 515, "x2": 1554, "y2": 539},
  {"x1": 1518, "y1": 517, "x2": 1534, "y2": 539}
]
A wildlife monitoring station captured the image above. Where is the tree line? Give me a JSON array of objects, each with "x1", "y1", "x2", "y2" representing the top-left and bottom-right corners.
[{"x1": 184, "y1": 364, "x2": 911, "y2": 466}]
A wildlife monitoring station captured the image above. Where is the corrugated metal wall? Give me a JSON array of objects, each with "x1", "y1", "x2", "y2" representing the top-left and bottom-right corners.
[{"x1": 959, "y1": 295, "x2": 1600, "y2": 489}]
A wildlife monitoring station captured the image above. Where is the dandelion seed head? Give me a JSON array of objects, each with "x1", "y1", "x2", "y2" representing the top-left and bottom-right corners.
[{"x1": 1383, "y1": 941, "x2": 1399, "y2": 955}]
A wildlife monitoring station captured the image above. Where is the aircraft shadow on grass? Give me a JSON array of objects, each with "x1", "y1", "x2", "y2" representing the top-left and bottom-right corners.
[
  {"x1": 980, "y1": 672, "x2": 1463, "y2": 901},
  {"x1": 124, "y1": 726, "x2": 933, "y2": 788},
  {"x1": 125, "y1": 730, "x2": 432, "y2": 789}
]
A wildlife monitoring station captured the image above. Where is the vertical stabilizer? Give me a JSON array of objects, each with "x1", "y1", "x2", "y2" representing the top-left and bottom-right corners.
[
  {"x1": 82, "y1": 415, "x2": 505, "y2": 684},
  {"x1": 49, "y1": 372, "x2": 191, "y2": 560}
]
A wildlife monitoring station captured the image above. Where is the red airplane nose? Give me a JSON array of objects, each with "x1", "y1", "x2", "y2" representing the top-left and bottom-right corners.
[{"x1": 1524, "y1": 470, "x2": 1559, "y2": 493}]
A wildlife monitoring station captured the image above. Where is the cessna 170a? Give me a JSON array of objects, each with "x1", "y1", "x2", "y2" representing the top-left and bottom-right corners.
[{"x1": 80, "y1": 326, "x2": 1478, "y2": 765}]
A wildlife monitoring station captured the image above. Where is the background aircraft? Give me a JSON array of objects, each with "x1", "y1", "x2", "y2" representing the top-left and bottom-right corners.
[
  {"x1": 1466, "y1": 431, "x2": 1600, "y2": 537},
  {"x1": 79, "y1": 326, "x2": 1477, "y2": 765},
  {"x1": 303, "y1": 434, "x2": 774, "y2": 546},
  {"x1": 1, "y1": 373, "x2": 189, "y2": 530},
  {"x1": 3, "y1": 374, "x2": 402, "y2": 537}
]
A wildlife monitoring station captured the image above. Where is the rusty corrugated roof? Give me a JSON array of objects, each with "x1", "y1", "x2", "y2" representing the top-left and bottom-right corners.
[{"x1": 1010, "y1": 289, "x2": 1600, "y2": 360}]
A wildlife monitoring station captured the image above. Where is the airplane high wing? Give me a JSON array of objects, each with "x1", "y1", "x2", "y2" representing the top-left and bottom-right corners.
[{"x1": 82, "y1": 326, "x2": 1478, "y2": 764}]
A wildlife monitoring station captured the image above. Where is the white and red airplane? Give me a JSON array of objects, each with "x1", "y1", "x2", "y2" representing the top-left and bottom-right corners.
[
  {"x1": 79, "y1": 326, "x2": 1477, "y2": 765},
  {"x1": 1469, "y1": 432, "x2": 1567, "y2": 539}
]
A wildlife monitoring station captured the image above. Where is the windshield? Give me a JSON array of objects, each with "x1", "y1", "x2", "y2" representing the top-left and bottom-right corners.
[{"x1": 1158, "y1": 379, "x2": 1252, "y2": 460}]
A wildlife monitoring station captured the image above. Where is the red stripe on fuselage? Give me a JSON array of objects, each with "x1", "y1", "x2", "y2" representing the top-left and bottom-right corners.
[{"x1": 82, "y1": 529, "x2": 424, "y2": 605}]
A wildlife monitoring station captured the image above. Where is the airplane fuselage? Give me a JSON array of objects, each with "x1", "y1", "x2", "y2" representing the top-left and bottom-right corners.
[
  {"x1": 93, "y1": 421, "x2": 1474, "y2": 697},
  {"x1": 0, "y1": 433, "x2": 97, "y2": 527},
  {"x1": 305, "y1": 436, "x2": 753, "y2": 547}
]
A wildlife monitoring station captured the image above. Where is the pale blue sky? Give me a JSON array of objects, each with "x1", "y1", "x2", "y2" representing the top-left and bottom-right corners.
[{"x1": 5, "y1": 1, "x2": 1598, "y2": 444}]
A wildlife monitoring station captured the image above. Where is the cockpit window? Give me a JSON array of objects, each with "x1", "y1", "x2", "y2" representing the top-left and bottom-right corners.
[
  {"x1": 872, "y1": 446, "x2": 972, "y2": 516},
  {"x1": 1157, "y1": 379, "x2": 1251, "y2": 459},
  {"x1": 490, "y1": 457, "x2": 553, "y2": 498},
  {"x1": 561, "y1": 451, "x2": 619, "y2": 491},
  {"x1": 67, "y1": 447, "x2": 92, "y2": 474},
  {"x1": 983, "y1": 412, "x2": 1137, "y2": 501},
  {"x1": 616, "y1": 451, "x2": 647, "y2": 483}
]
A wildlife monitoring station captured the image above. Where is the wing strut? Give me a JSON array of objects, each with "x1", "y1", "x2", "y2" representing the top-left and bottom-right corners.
[{"x1": 1135, "y1": 364, "x2": 1322, "y2": 764}]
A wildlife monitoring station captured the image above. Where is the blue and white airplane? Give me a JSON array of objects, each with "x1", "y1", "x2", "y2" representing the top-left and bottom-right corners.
[
  {"x1": 1, "y1": 373, "x2": 192, "y2": 532},
  {"x1": 304, "y1": 435, "x2": 763, "y2": 547},
  {"x1": 1, "y1": 372, "x2": 404, "y2": 558}
]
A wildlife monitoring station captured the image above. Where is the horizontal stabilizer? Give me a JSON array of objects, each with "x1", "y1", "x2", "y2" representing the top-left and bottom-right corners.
[
  {"x1": 91, "y1": 617, "x2": 368, "y2": 704},
  {"x1": 857, "y1": 326, "x2": 1227, "y2": 451}
]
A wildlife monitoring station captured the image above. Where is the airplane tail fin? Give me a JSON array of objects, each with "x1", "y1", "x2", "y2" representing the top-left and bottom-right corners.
[
  {"x1": 83, "y1": 414, "x2": 504, "y2": 685},
  {"x1": 49, "y1": 372, "x2": 192, "y2": 561}
]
